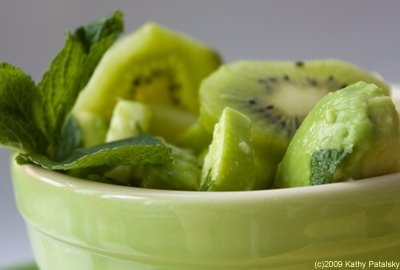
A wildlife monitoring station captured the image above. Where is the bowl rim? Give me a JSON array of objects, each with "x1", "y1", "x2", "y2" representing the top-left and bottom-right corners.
[{"x1": 16, "y1": 161, "x2": 400, "y2": 200}]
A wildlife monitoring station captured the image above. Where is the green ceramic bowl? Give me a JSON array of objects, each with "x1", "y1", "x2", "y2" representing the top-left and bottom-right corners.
[{"x1": 11, "y1": 160, "x2": 400, "y2": 270}]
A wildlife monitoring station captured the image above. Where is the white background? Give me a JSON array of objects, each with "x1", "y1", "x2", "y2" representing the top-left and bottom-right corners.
[{"x1": 1, "y1": 0, "x2": 400, "y2": 267}]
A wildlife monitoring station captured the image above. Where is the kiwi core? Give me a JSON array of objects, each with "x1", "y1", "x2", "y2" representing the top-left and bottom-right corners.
[
  {"x1": 129, "y1": 68, "x2": 181, "y2": 107},
  {"x1": 266, "y1": 83, "x2": 328, "y2": 118}
]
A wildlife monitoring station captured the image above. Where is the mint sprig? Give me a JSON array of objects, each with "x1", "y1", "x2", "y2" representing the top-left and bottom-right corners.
[
  {"x1": 310, "y1": 148, "x2": 350, "y2": 185},
  {"x1": 17, "y1": 135, "x2": 171, "y2": 170},
  {"x1": 34, "y1": 36, "x2": 86, "y2": 156},
  {"x1": 35, "y1": 11, "x2": 124, "y2": 158},
  {"x1": 0, "y1": 63, "x2": 46, "y2": 153},
  {"x1": 0, "y1": 11, "x2": 172, "y2": 172},
  {"x1": 72, "y1": 10, "x2": 124, "y2": 53},
  {"x1": 55, "y1": 115, "x2": 82, "y2": 161}
]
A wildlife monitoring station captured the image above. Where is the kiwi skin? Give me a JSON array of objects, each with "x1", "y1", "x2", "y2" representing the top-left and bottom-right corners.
[{"x1": 199, "y1": 59, "x2": 391, "y2": 189}]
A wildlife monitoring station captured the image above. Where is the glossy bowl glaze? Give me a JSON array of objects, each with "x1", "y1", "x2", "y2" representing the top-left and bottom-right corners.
[{"x1": 11, "y1": 160, "x2": 400, "y2": 270}]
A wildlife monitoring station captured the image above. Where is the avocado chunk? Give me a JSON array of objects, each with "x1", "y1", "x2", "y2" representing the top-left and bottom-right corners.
[{"x1": 275, "y1": 81, "x2": 400, "y2": 187}]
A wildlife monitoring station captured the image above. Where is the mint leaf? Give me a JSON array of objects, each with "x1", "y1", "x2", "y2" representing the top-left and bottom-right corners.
[
  {"x1": 35, "y1": 11, "x2": 124, "y2": 158},
  {"x1": 0, "y1": 63, "x2": 46, "y2": 152},
  {"x1": 0, "y1": 11, "x2": 126, "y2": 173},
  {"x1": 55, "y1": 116, "x2": 81, "y2": 161},
  {"x1": 0, "y1": 63, "x2": 36, "y2": 114},
  {"x1": 74, "y1": 35, "x2": 117, "y2": 91},
  {"x1": 0, "y1": 112, "x2": 41, "y2": 152},
  {"x1": 310, "y1": 149, "x2": 350, "y2": 185},
  {"x1": 35, "y1": 35, "x2": 85, "y2": 156},
  {"x1": 71, "y1": 11, "x2": 124, "y2": 91},
  {"x1": 16, "y1": 135, "x2": 172, "y2": 170},
  {"x1": 73, "y1": 10, "x2": 124, "y2": 52}
]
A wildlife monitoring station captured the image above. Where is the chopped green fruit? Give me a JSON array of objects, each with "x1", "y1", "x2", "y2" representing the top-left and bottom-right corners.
[
  {"x1": 74, "y1": 111, "x2": 108, "y2": 147},
  {"x1": 176, "y1": 121, "x2": 212, "y2": 154},
  {"x1": 2, "y1": 10, "x2": 399, "y2": 193},
  {"x1": 104, "y1": 99, "x2": 152, "y2": 184},
  {"x1": 275, "y1": 82, "x2": 400, "y2": 187},
  {"x1": 135, "y1": 143, "x2": 201, "y2": 191},
  {"x1": 148, "y1": 104, "x2": 197, "y2": 142},
  {"x1": 199, "y1": 60, "x2": 391, "y2": 189},
  {"x1": 201, "y1": 107, "x2": 255, "y2": 191},
  {"x1": 106, "y1": 99, "x2": 152, "y2": 142},
  {"x1": 103, "y1": 165, "x2": 136, "y2": 186},
  {"x1": 73, "y1": 22, "x2": 221, "y2": 119}
]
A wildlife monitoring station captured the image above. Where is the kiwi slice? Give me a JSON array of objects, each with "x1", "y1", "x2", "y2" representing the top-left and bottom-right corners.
[
  {"x1": 73, "y1": 22, "x2": 222, "y2": 120},
  {"x1": 107, "y1": 99, "x2": 197, "y2": 143},
  {"x1": 201, "y1": 107, "x2": 255, "y2": 191},
  {"x1": 74, "y1": 111, "x2": 108, "y2": 147},
  {"x1": 134, "y1": 142, "x2": 201, "y2": 191},
  {"x1": 102, "y1": 99, "x2": 152, "y2": 185},
  {"x1": 199, "y1": 59, "x2": 391, "y2": 189},
  {"x1": 275, "y1": 82, "x2": 400, "y2": 187},
  {"x1": 176, "y1": 121, "x2": 212, "y2": 154},
  {"x1": 102, "y1": 99, "x2": 200, "y2": 190},
  {"x1": 148, "y1": 104, "x2": 197, "y2": 142},
  {"x1": 106, "y1": 99, "x2": 152, "y2": 142}
]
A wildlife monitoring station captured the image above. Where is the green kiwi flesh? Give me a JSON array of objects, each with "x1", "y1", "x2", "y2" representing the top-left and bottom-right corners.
[
  {"x1": 134, "y1": 143, "x2": 201, "y2": 191},
  {"x1": 275, "y1": 82, "x2": 400, "y2": 187},
  {"x1": 103, "y1": 99, "x2": 152, "y2": 185},
  {"x1": 73, "y1": 22, "x2": 222, "y2": 120},
  {"x1": 74, "y1": 111, "x2": 108, "y2": 148},
  {"x1": 148, "y1": 104, "x2": 197, "y2": 143},
  {"x1": 176, "y1": 121, "x2": 212, "y2": 154},
  {"x1": 199, "y1": 59, "x2": 391, "y2": 189},
  {"x1": 106, "y1": 99, "x2": 152, "y2": 142},
  {"x1": 101, "y1": 99, "x2": 200, "y2": 190},
  {"x1": 201, "y1": 107, "x2": 255, "y2": 191}
]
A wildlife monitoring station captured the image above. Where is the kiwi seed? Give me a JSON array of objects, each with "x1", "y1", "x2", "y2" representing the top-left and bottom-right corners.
[
  {"x1": 73, "y1": 22, "x2": 222, "y2": 119},
  {"x1": 307, "y1": 77, "x2": 318, "y2": 87},
  {"x1": 199, "y1": 60, "x2": 391, "y2": 188},
  {"x1": 248, "y1": 98, "x2": 257, "y2": 105},
  {"x1": 133, "y1": 78, "x2": 140, "y2": 86},
  {"x1": 128, "y1": 69, "x2": 183, "y2": 106},
  {"x1": 295, "y1": 61, "x2": 304, "y2": 67}
]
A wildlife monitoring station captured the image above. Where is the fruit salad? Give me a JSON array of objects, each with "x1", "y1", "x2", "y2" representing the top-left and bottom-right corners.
[{"x1": 1, "y1": 11, "x2": 399, "y2": 191}]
